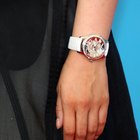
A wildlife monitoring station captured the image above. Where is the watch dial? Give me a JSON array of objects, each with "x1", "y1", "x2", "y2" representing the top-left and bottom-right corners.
[{"x1": 83, "y1": 37, "x2": 105, "y2": 59}]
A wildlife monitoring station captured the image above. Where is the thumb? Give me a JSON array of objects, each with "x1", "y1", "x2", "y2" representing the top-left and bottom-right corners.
[{"x1": 56, "y1": 94, "x2": 63, "y2": 129}]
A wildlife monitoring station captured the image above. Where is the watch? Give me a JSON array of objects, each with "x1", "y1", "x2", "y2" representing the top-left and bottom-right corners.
[{"x1": 68, "y1": 34, "x2": 109, "y2": 61}]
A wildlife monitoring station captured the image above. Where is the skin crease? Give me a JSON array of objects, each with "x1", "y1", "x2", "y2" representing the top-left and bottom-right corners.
[{"x1": 56, "y1": 0, "x2": 118, "y2": 140}]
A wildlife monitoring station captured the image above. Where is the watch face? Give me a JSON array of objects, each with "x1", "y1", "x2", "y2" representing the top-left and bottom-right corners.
[{"x1": 82, "y1": 36, "x2": 106, "y2": 60}]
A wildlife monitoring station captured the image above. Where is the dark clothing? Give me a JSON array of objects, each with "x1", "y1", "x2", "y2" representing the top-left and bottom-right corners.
[{"x1": 0, "y1": 0, "x2": 138, "y2": 140}]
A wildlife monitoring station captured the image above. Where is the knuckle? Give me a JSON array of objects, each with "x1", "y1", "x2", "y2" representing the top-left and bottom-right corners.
[
  {"x1": 102, "y1": 97, "x2": 109, "y2": 106},
  {"x1": 99, "y1": 121, "x2": 106, "y2": 127},
  {"x1": 88, "y1": 124, "x2": 98, "y2": 135},
  {"x1": 64, "y1": 127, "x2": 75, "y2": 136},
  {"x1": 92, "y1": 98, "x2": 100, "y2": 106},
  {"x1": 60, "y1": 94, "x2": 75, "y2": 106},
  {"x1": 63, "y1": 98, "x2": 75, "y2": 106},
  {"x1": 78, "y1": 99, "x2": 90, "y2": 109},
  {"x1": 56, "y1": 107, "x2": 61, "y2": 113},
  {"x1": 76, "y1": 129, "x2": 87, "y2": 138},
  {"x1": 92, "y1": 93, "x2": 109, "y2": 106},
  {"x1": 88, "y1": 128, "x2": 97, "y2": 135},
  {"x1": 103, "y1": 94, "x2": 109, "y2": 102},
  {"x1": 102, "y1": 90, "x2": 109, "y2": 98},
  {"x1": 96, "y1": 122, "x2": 106, "y2": 136}
]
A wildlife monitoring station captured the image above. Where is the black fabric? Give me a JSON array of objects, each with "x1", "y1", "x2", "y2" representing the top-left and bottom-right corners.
[
  {"x1": 0, "y1": 0, "x2": 48, "y2": 70},
  {"x1": 45, "y1": 0, "x2": 74, "y2": 139},
  {"x1": 99, "y1": 33, "x2": 138, "y2": 140},
  {"x1": 1, "y1": 68, "x2": 29, "y2": 140},
  {"x1": 0, "y1": 1, "x2": 49, "y2": 139}
]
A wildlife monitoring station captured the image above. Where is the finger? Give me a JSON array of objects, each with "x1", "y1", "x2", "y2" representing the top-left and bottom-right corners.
[
  {"x1": 56, "y1": 94, "x2": 63, "y2": 129},
  {"x1": 95, "y1": 135, "x2": 99, "y2": 140},
  {"x1": 86, "y1": 107, "x2": 99, "y2": 140},
  {"x1": 75, "y1": 108, "x2": 88, "y2": 140},
  {"x1": 63, "y1": 105, "x2": 75, "y2": 140},
  {"x1": 95, "y1": 103, "x2": 108, "y2": 137}
]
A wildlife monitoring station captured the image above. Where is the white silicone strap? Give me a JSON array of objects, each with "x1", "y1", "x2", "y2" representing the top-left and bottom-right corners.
[
  {"x1": 104, "y1": 42, "x2": 109, "y2": 56},
  {"x1": 68, "y1": 36, "x2": 83, "y2": 52}
]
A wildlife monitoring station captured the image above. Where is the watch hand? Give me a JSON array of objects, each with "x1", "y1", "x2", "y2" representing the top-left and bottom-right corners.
[{"x1": 94, "y1": 42, "x2": 100, "y2": 50}]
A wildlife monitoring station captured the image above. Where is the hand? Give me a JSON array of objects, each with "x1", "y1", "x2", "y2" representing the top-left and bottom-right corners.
[{"x1": 56, "y1": 50, "x2": 109, "y2": 140}]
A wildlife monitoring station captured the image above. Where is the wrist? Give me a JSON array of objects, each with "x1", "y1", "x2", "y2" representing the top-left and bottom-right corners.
[{"x1": 68, "y1": 50, "x2": 106, "y2": 66}]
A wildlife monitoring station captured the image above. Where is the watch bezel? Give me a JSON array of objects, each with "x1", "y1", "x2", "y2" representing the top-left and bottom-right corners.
[{"x1": 81, "y1": 35, "x2": 109, "y2": 61}]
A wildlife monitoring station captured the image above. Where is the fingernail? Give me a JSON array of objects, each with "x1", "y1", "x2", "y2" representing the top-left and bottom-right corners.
[{"x1": 56, "y1": 118, "x2": 61, "y2": 129}]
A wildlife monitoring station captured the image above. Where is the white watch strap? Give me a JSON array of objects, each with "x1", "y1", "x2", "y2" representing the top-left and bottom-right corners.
[
  {"x1": 68, "y1": 36, "x2": 83, "y2": 52},
  {"x1": 104, "y1": 42, "x2": 109, "y2": 56}
]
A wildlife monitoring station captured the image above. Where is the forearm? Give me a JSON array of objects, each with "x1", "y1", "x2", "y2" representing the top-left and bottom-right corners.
[{"x1": 72, "y1": 0, "x2": 118, "y2": 39}]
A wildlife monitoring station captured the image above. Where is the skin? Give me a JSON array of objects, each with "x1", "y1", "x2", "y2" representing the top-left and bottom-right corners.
[{"x1": 56, "y1": 0, "x2": 118, "y2": 140}]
